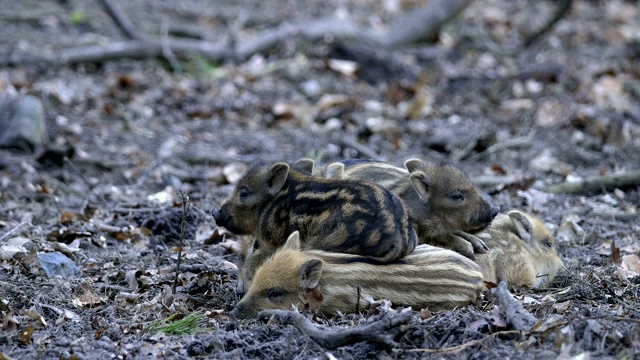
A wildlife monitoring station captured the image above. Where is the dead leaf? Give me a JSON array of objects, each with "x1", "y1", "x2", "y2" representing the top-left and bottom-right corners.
[
  {"x1": 2, "y1": 311, "x2": 19, "y2": 332},
  {"x1": 18, "y1": 323, "x2": 34, "y2": 345},
  {"x1": 146, "y1": 185, "x2": 177, "y2": 205},
  {"x1": 21, "y1": 308, "x2": 47, "y2": 327},
  {"x1": 60, "y1": 211, "x2": 76, "y2": 224},
  {"x1": 303, "y1": 287, "x2": 324, "y2": 322},
  {"x1": 52, "y1": 239, "x2": 81, "y2": 256},
  {"x1": 618, "y1": 254, "x2": 640, "y2": 279},
  {"x1": 203, "y1": 227, "x2": 225, "y2": 245},
  {"x1": 218, "y1": 239, "x2": 240, "y2": 253},
  {"x1": 528, "y1": 149, "x2": 572, "y2": 176},
  {"x1": 0, "y1": 237, "x2": 32, "y2": 260},
  {"x1": 327, "y1": 59, "x2": 359, "y2": 77},
  {"x1": 0, "y1": 350, "x2": 17, "y2": 360},
  {"x1": 419, "y1": 308, "x2": 432, "y2": 320},
  {"x1": 608, "y1": 241, "x2": 621, "y2": 266},
  {"x1": 620, "y1": 244, "x2": 640, "y2": 254},
  {"x1": 316, "y1": 94, "x2": 349, "y2": 112},
  {"x1": 553, "y1": 301, "x2": 571, "y2": 314},
  {"x1": 73, "y1": 286, "x2": 105, "y2": 308},
  {"x1": 126, "y1": 270, "x2": 141, "y2": 290}
]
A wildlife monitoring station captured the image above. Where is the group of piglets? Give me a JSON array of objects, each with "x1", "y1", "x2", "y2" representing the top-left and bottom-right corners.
[{"x1": 212, "y1": 158, "x2": 565, "y2": 318}]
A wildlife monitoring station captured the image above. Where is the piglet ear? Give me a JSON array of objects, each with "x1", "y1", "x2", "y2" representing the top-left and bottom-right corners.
[
  {"x1": 404, "y1": 158, "x2": 425, "y2": 173},
  {"x1": 292, "y1": 158, "x2": 315, "y2": 175},
  {"x1": 409, "y1": 171, "x2": 431, "y2": 202},
  {"x1": 266, "y1": 163, "x2": 289, "y2": 196},
  {"x1": 283, "y1": 231, "x2": 301, "y2": 251},
  {"x1": 299, "y1": 259, "x2": 323, "y2": 290},
  {"x1": 508, "y1": 211, "x2": 533, "y2": 243},
  {"x1": 324, "y1": 162, "x2": 345, "y2": 179}
]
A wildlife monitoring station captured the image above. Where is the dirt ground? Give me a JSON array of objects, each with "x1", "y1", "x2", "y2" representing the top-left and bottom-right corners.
[{"x1": 1, "y1": 0, "x2": 639, "y2": 359}]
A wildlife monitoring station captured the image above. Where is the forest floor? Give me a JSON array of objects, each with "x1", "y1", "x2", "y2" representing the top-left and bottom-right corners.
[{"x1": 1, "y1": 0, "x2": 639, "y2": 359}]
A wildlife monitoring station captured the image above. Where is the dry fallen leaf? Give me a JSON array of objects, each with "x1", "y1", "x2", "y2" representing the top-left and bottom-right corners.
[
  {"x1": 608, "y1": 240, "x2": 622, "y2": 266},
  {"x1": 21, "y1": 308, "x2": 47, "y2": 327},
  {"x1": 0, "y1": 237, "x2": 32, "y2": 260},
  {"x1": 619, "y1": 254, "x2": 640, "y2": 278},
  {"x1": 419, "y1": 308, "x2": 432, "y2": 320},
  {"x1": 553, "y1": 301, "x2": 571, "y2": 314},
  {"x1": 327, "y1": 59, "x2": 359, "y2": 77},
  {"x1": 303, "y1": 287, "x2": 324, "y2": 322},
  {"x1": 18, "y1": 324, "x2": 34, "y2": 345}
]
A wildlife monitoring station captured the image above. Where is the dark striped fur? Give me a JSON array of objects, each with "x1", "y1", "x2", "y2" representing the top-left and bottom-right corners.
[{"x1": 213, "y1": 162, "x2": 417, "y2": 288}]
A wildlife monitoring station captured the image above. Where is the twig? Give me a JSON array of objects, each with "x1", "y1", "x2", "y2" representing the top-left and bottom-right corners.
[
  {"x1": 405, "y1": 330, "x2": 522, "y2": 354},
  {"x1": 99, "y1": 0, "x2": 147, "y2": 40},
  {"x1": 338, "y1": 138, "x2": 384, "y2": 161},
  {"x1": 63, "y1": 157, "x2": 110, "y2": 208},
  {"x1": 0, "y1": 221, "x2": 28, "y2": 242},
  {"x1": 160, "y1": 19, "x2": 183, "y2": 73},
  {"x1": 468, "y1": 128, "x2": 536, "y2": 162},
  {"x1": 172, "y1": 191, "x2": 190, "y2": 293},
  {"x1": 547, "y1": 169, "x2": 640, "y2": 194},
  {"x1": 258, "y1": 308, "x2": 412, "y2": 349},
  {"x1": 523, "y1": 0, "x2": 573, "y2": 47}
]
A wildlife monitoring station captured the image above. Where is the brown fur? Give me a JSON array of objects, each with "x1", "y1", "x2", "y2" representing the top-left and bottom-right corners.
[
  {"x1": 308, "y1": 158, "x2": 500, "y2": 258},
  {"x1": 474, "y1": 210, "x2": 565, "y2": 289},
  {"x1": 213, "y1": 162, "x2": 417, "y2": 292},
  {"x1": 231, "y1": 232, "x2": 484, "y2": 318}
]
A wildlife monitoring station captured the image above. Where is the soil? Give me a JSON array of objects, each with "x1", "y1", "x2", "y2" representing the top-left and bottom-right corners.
[{"x1": 1, "y1": 0, "x2": 639, "y2": 359}]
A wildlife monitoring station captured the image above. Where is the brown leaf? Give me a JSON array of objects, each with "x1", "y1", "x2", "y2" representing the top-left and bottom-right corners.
[
  {"x1": 303, "y1": 287, "x2": 324, "y2": 322},
  {"x1": 204, "y1": 227, "x2": 225, "y2": 245},
  {"x1": 21, "y1": 308, "x2": 47, "y2": 327},
  {"x1": 18, "y1": 323, "x2": 34, "y2": 345},
  {"x1": 419, "y1": 308, "x2": 432, "y2": 320},
  {"x1": 608, "y1": 240, "x2": 621, "y2": 266},
  {"x1": 484, "y1": 281, "x2": 498, "y2": 290},
  {"x1": 60, "y1": 211, "x2": 77, "y2": 224}
]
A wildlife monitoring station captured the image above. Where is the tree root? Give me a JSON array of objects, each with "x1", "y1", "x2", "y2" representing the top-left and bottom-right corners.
[{"x1": 257, "y1": 307, "x2": 412, "y2": 349}]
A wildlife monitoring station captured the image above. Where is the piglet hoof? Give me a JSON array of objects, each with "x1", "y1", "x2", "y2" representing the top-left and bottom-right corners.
[{"x1": 453, "y1": 231, "x2": 489, "y2": 255}]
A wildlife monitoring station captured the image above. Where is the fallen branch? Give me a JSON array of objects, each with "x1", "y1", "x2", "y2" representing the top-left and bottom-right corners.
[
  {"x1": 492, "y1": 281, "x2": 538, "y2": 331},
  {"x1": 547, "y1": 169, "x2": 640, "y2": 194},
  {"x1": 0, "y1": 0, "x2": 470, "y2": 66},
  {"x1": 258, "y1": 307, "x2": 413, "y2": 349}
]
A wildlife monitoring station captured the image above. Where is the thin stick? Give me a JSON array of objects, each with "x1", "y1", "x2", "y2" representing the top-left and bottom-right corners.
[
  {"x1": 338, "y1": 138, "x2": 384, "y2": 161},
  {"x1": 0, "y1": 221, "x2": 28, "y2": 242},
  {"x1": 63, "y1": 157, "x2": 110, "y2": 207},
  {"x1": 547, "y1": 169, "x2": 640, "y2": 194},
  {"x1": 405, "y1": 330, "x2": 522, "y2": 354},
  {"x1": 172, "y1": 191, "x2": 190, "y2": 293}
]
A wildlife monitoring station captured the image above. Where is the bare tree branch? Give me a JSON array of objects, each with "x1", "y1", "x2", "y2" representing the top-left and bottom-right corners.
[
  {"x1": 547, "y1": 169, "x2": 640, "y2": 194},
  {"x1": 258, "y1": 308, "x2": 413, "y2": 349},
  {"x1": 0, "y1": 0, "x2": 471, "y2": 66}
]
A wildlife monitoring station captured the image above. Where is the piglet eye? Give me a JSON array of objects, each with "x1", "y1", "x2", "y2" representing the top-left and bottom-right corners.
[
  {"x1": 239, "y1": 188, "x2": 250, "y2": 199},
  {"x1": 449, "y1": 190, "x2": 464, "y2": 201},
  {"x1": 267, "y1": 288, "x2": 285, "y2": 300},
  {"x1": 544, "y1": 240, "x2": 553, "y2": 248}
]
